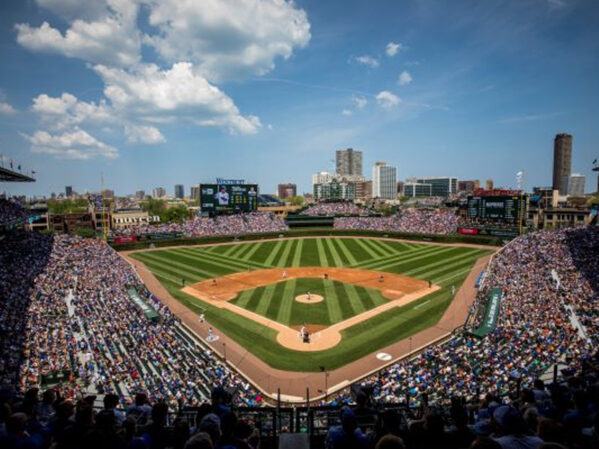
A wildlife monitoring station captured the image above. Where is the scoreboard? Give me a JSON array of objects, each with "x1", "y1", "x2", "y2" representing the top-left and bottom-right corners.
[
  {"x1": 200, "y1": 183, "x2": 258, "y2": 213},
  {"x1": 467, "y1": 192, "x2": 526, "y2": 222}
]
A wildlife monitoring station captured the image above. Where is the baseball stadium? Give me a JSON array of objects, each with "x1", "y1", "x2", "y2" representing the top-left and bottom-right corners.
[
  {"x1": 2, "y1": 1, "x2": 599, "y2": 447},
  {"x1": 2, "y1": 161, "x2": 599, "y2": 448}
]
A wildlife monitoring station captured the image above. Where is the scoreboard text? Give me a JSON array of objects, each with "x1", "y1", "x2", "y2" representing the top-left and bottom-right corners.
[{"x1": 467, "y1": 194, "x2": 526, "y2": 222}]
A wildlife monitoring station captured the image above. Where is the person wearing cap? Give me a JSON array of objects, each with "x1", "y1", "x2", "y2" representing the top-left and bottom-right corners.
[
  {"x1": 199, "y1": 413, "x2": 221, "y2": 448},
  {"x1": 325, "y1": 406, "x2": 370, "y2": 449},
  {"x1": 491, "y1": 405, "x2": 543, "y2": 449}
]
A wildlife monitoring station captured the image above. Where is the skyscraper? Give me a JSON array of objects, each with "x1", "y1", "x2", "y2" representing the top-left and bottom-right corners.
[
  {"x1": 567, "y1": 174, "x2": 585, "y2": 197},
  {"x1": 277, "y1": 183, "x2": 297, "y2": 199},
  {"x1": 174, "y1": 184, "x2": 184, "y2": 199},
  {"x1": 65, "y1": 186, "x2": 73, "y2": 197},
  {"x1": 135, "y1": 190, "x2": 145, "y2": 200},
  {"x1": 190, "y1": 185, "x2": 201, "y2": 201},
  {"x1": 552, "y1": 133, "x2": 572, "y2": 195},
  {"x1": 372, "y1": 162, "x2": 397, "y2": 199},
  {"x1": 152, "y1": 187, "x2": 166, "y2": 198},
  {"x1": 336, "y1": 148, "x2": 363, "y2": 176}
]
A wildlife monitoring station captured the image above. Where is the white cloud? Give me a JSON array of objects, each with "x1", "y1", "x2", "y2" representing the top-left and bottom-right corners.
[
  {"x1": 16, "y1": 0, "x2": 141, "y2": 67},
  {"x1": 124, "y1": 124, "x2": 166, "y2": 144},
  {"x1": 0, "y1": 102, "x2": 17, "y2": 115},
  {"x1": 341, "y1": 109, "x2": 352, "y2": 116},
  {"x1": 17, "y1": 0, "x2": 310, "y2": 148},
  {"x1": 351, "y1": 55, "x2": 379, "y2": 68},
  {"x1": 23, "y1": 128, "x2": 118, "y2": 159},
  {"x1": 398, "y1": 70, "x2": 413, "y2": 86},
  {"x1": 32, "y1": 93, "x2": 112, "y2": 128},
  {"x1": 352, "y1": 96, "x2": 368, "y2": 109},
  {"x1": 385, "y1": 42, "x2": 402, "y2": 57},
  {"x1": 376, "y1": 91, "x2": 401, "y2": 109},
  {"x1": 143, "y1": 0, "x2": 311, "y2": 82},
  {"x1": 94, "y1": 62, "x2": 261, "y2": 134}
]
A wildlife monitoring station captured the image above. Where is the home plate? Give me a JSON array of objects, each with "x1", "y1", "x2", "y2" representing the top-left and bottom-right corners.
[{"x1": 376, "y1": 352, "x2": 392, "y2": 361}]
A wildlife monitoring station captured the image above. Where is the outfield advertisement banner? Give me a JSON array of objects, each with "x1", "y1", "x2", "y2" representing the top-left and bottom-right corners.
[
  {"x1": 472, "y1": 288, "x2": 503, "y2": 337},
  {"x1": 148, "y1": 232, "x2": 184, "y2": 240},
  {"x1": 459, "y1": 227, "x2": 519, "y2": 238},
  {"x1": 114, "y1": 236, "x2": 137, "y2": 244}
]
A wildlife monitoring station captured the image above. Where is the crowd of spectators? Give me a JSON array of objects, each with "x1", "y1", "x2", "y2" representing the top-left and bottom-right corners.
[
  {"x1": 0, "y1": 231, "x2": 262, "y2": 415},
  {"x1": 0, "y1": 198, "x2": 30, "y2": 226},
  {"x1": 300, "y1": 202, "x2": 371, "y2": 216},
  {"x1": 334, "y1": 208, "x2": 459, "y2": 235},
  {"x1": 109, "y1": 212, "x2": 287, "y2": 238},
  {"x1": 0, "y1": 387, "x2": 262, "y2": 449},
  {"x1": 330, "y1": 226, "x2": 599, "y2": 448},
  {"x1": 2, "y1": 214, "x2": 598, "y2": 448}
]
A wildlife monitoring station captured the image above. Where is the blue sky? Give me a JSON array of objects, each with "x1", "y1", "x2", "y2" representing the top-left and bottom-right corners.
[{"x1": 0, "y1": 0, "x2": 598, "y2": 197}]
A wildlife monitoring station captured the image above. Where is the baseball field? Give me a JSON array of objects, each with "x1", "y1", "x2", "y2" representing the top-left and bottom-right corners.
[{"x1": 126, "y1": 237, "x2": 492, "y2": 375}]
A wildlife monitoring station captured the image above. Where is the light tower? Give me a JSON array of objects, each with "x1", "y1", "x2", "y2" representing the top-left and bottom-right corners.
[{"x1": 593, "y1": 159, "x2": 599, "y2": 193}]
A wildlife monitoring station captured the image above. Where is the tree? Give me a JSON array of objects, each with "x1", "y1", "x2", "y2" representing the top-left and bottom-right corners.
[
  {"x1": 288, "y1": 196, "x2": 305, "y2": 206},
  {"x1": 162, "y1": 205, "x2": 189, "y2": 223},
  {"x1": 141, "y1": 199, "x2": 167, "y2": 218},
  {"x1": 47, "y1": 198, "x2": 88, "y2": 214}
]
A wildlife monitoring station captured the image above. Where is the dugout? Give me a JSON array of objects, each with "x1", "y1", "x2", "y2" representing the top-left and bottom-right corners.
[{"x1": 127, "y1": 288, "x2": 159, "y2": 322}]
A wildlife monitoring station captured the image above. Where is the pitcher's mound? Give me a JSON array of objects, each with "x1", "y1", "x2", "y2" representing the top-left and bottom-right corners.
[{"x1": 295, "y1": 294, "x2": 324, "y2": 304}]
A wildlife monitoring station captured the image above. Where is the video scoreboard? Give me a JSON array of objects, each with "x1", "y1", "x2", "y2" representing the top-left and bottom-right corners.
[
  {"x1": 467, "y1": 190, "x2": 526, "y2": 222},
  {"x1": 200, "y1": 182, "x2": 258, "y2": 213}
]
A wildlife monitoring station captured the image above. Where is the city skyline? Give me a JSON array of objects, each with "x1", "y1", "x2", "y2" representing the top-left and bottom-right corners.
[{"x1": 0, "y1": 0, "x2": 598, "y2": 197}]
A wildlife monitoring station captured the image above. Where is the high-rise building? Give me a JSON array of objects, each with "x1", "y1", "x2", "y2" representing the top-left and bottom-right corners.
[
  {"x1": 372, "y1": 162, "x2": 397, "y2": 199},
  {"x1": 190, "y1": 185, "x2": 201, "y2": 201},
  {"x1": 552, "y1": 133, "x2": 572, "y2": 195},
  {"x1": 312, "y1": 171, "x2": 335, "y2": 186},
  {"x1": 313, "y1": 179, "x2": 356, "y2": 200},
  {"x1": 397, "y1": 181, "x2": 405, "y2": 196},
  {"x1": 458, "y1": 180, "x2": 480, "y2": 193},
  {"x1": 65, "y1": 186, "x2": 73, "y2": 197},
  {"x1": 355, "y1": 180, "x2": 372, "y2": 199},
  {"x1": 567, "y1": 174, "x2": 585, "y2": 197},
  {"x1": 414, "y1": 177, "x2": 457, "y2": 197},
  {"x1": 135, "y1": 190, "x2": 145, "y2": 200},
  {"x1": 152, "y1": 187, "x2": 166, "y2": 199},
  {"x1": 404, "y1": 182, "x2": 433, "y2": 197},
  {"x1": 277, "y1": 183, "x2": 297, "y2": 199},
  {"x1": 174, "y1": 184, "x2": 184, "y2": 199},
  {"x1": 336, "y1": 148, "x2": 363, "y2": 176},
  {"x1": 486, "y1": 179, "x2": 494, "y2": 190}
]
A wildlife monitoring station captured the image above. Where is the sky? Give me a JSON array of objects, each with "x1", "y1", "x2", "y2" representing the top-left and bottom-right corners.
[{"x1": 0, "y1": 0, "x2": 598, "y2": 197}]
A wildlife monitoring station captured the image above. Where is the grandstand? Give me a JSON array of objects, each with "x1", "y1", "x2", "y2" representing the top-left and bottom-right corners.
[
  {"x1": 0, "y1": 165, "x2": 35, "y2": 229},
  {"x1": 2, "y1": 192, "x2": 599, "y2": 448},
  {"x1": 0, "y1": 165, "x2": 35, "y2": 183}
]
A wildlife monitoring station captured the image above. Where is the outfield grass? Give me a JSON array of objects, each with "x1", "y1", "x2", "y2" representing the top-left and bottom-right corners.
[{"x1": 129, "y1": 237, "x2": 492, "y2": 371}]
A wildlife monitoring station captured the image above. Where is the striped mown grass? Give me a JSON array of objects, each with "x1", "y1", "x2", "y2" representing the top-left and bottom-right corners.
[{"x1": 128, "y1": 237, "x2": 492, "y2": 371}]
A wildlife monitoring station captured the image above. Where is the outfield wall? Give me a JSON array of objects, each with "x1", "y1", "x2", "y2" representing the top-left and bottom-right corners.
[{"x1": 111, "y1": 228, "x2": 505, "y2": 251}]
